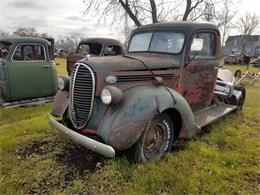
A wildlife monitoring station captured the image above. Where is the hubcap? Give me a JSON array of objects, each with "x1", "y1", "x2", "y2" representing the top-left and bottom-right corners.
[{"x1": 143, "y1": 121, "x2": 169, "y2": 160}]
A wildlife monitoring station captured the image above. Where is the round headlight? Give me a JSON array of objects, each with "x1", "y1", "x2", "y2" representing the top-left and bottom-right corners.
[
  {"x1": 57, "y1": 76, "x2": 70, "y2": 91},
  {"x1": 58, "y1": 77, "x2": 65, "y2": 90},
  {"x1": 101, "y1": 88, "x2": 112, "y2": 105}
]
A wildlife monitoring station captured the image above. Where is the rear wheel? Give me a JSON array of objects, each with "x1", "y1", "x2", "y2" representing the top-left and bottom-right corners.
[
  {"x1": 226, "y1": 85, "x2": 246, "y2": 111},
  {"x1": 234, "y1": 85, "x2": 246, "y2": 111},
  {"x1": 128, "y1": 113, "x2": 174, "y2": 163}
]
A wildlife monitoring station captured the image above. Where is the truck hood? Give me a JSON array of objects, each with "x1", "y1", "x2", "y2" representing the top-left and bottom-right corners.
[
  {"x1": 217, "y1": 68, "x2": 234, "y2": 83},
  {"x1": 79, "y1": 53, "x2": 181, "y2": 73}
]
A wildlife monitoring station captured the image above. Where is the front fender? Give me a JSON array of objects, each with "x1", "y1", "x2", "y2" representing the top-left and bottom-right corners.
[{"x1": 97, "y1": 85, "x2": 197, "y2": 151}]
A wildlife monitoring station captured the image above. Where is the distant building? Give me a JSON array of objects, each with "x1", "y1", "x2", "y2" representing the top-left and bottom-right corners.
[{"x1": 224, "y1": 35, "x2": 260, "y2": 57}]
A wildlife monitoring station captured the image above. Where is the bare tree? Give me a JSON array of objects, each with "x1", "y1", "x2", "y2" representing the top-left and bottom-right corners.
[
  {"x1": 13, "y1": 27, "x2": 48, "y2": 38},
  {"x1": 237, "y1": 12, "x2": 259, "y2": 67},
  {"x1": 183, "y1": 0, "x2": 204, "y2": 21},
  {"x1": 215, "y1": 0, "x2": 237, "y2": 54},
  {"x1": 83, "y1": 0, "x2": 214, "y2": 27},
  {"x1": 55, "y1": 33, "x2": 85, "y2": 54},
  {"x1": 238, "y1": 13, "x2": 259, "y2": 36}
]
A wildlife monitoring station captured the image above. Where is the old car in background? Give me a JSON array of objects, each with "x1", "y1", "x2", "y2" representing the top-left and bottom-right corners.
[
  {"x1": 224, "y1": 52, "x2": 250, "y2": 64},
  {"x1": 54, "y1": 49, "x2": 66, "y2": 58},
  {"x1": 66, "y1": 38, "x2": 123, "y2": 74},
  {"x1": 250, "y1": 56, "x2": 260, "y2": 67},
  {"x1": 49, "y1": 22, "x2": 246, "y2": 163},
  {"x1": 0, "y1": 37, "x2": 58, "y2": 108}
]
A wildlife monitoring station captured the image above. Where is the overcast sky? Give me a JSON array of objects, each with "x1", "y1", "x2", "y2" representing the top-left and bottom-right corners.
[{"x1": 1, "y1": 0, "x2": 260, "y2": 41}]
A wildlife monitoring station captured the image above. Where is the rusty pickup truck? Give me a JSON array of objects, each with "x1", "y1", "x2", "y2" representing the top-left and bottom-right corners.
[{"x1": 49, "y1": 22, "x2": 246, "y2": 163}]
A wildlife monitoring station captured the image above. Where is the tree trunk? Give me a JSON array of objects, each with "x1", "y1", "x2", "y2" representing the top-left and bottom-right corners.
[
  {"x1": 119, "y1": 0, "x2": 142, "y2": 26},
  {"x1": 183, "y1": 0, "x2": 192, "y2": 21},
  {"x1": 149, "y1": 0, "x2": 158, "y2": 23}
]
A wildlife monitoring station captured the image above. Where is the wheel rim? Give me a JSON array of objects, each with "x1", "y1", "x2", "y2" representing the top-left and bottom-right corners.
[{"x1": 143, "y1": 120, "x2": 170, "y2": 161}]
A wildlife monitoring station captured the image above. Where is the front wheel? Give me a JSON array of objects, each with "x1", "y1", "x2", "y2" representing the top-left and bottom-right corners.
[{"x1": 128, "y1": 113, "x2": 174, "y2": 163}]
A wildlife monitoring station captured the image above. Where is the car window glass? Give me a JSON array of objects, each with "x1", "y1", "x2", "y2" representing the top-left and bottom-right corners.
[
  {"x1": 150, "y1": 32, "x2": 185, "y2": 53},
  {"x1": 13, "y1": 44, "x2": 46, "y2": 61},
  {"x1": 104, "y1": 45, "x2": 121, "y2": 56},
  {"x1": 78, "y1": 44, "x2": 90, "y2": 55},
  {"x1": 190, "y1": 32, "x2": 215, "y2": 57},
  {"x1": 78, "y1": 43, "x2": 102, "y2": 56},
  {"x1": 0, "y1": 41, "x2": 12, "y2": 59},
  {"x1": 13, "y1": 46, "x2": 23, "y2": 61},
  {"x1": 129, "y1": 32, "x2": 152, "y2": 52}
]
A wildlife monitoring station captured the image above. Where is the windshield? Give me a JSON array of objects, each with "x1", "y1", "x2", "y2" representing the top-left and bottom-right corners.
[
  {"x1": 128, "y1": 31, "x2": 185, "y2": 54},
  {"x1": 0, "y1": 41, "x2": 12, "y2": 59}
]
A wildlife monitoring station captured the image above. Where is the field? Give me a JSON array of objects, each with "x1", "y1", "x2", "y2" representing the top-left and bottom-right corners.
[{"x1": 0, "y1": 59, "x2": 259, "y2": 194}]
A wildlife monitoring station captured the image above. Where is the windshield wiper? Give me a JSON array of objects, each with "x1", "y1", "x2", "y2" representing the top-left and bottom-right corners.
[{"x1": 123, "y1": 54, "x2": 156, "y2": 77}]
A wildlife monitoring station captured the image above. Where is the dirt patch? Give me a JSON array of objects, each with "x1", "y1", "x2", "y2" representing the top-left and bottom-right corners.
[
  {"x1": 172, "y1": 140, "x2": 188, "y2": 152},
  {"x1": 55, "y1": 143, "x2": 107, "y2": 178},
  {"x1": 16, "y1": 139, "x2": 107, "y2": 193},
  {"x1": 196, "y1": 126, "x2": 212, "y2": 138},
  {"x1": 16, "y1": 140, "x2": 49, "y2": 159}
]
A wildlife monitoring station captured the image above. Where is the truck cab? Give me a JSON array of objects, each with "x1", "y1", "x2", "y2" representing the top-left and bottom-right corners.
[
  {"x1": 0, "y1": 37, "x2": 58, "y2": 107},
  {"x1": 49, "y1": 22, "x2": 245, "y2": 163},
  {"x1": 66, "y1": 38, "x2": 123, "y2": 75}
]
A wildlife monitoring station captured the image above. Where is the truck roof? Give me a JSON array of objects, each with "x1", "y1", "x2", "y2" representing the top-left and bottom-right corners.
[
  {"x1": 79, "y1": 38, "x2": 122, "y2": 46},
  {"x1": 132, "y1": 21, "x2": 219, "y2": 34},
  {"x1": 0, "y1": 37, "x2": 51, "y2": 45}
]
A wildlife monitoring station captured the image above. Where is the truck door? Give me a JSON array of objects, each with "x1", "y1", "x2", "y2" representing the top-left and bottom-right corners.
[
  {"x1": 178, "y1": 31, "x2": 219, "y2": 111},
  {"x1": 8, "y1": 43, "x2": 55, "y2": 101}
]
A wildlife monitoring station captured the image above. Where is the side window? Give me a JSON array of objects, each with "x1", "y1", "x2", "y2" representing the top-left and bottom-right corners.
[
  {"x1": 104, "y1": 45, "x2": 122, "y2": 56},
  {"x1": 13, "y1": 46, "x2": 23, "y2": 61},
  {"x1": 12, "y1": 44, "x2": 46, "y2": 61},
  {"x1": 34, "y1": 45, "x2": 45, "y2": 60},
  {"x1": 190, "y1": 32, "x2": 215, "y2": 57},
  {"x1": 23, "y1": 45, "x2": 33, "y2": 60}
]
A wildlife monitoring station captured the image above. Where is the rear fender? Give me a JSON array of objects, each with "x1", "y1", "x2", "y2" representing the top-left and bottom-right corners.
[{"x1": 97, "y1": 85, "x2": 197, "y2": 151}]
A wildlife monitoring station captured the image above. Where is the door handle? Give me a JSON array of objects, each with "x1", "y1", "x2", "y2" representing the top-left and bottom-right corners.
[{"x1": 42, "y1": 64, "x2": 51, "y2": 68}]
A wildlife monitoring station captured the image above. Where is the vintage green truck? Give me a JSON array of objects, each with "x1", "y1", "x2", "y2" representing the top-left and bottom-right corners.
[
  {"x1": 49, "y1": 22, "x2": 246, "y2": 163},
  {"x1": 0, "y1": 37, "x2": 58, "y2": 107}
]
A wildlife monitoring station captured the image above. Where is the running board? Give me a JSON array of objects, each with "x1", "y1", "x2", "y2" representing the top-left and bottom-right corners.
[
  {"x1": 0, "y1": 96, "x2": 54, "y2": 108},
  {"x1": 194, "y1": 104, "x2": 237, "y2": 129}
]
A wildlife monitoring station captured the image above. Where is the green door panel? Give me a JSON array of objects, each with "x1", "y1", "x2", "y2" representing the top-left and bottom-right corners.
[{"x1": 7, "y1": 60, "x2": 55, "y2": 101}]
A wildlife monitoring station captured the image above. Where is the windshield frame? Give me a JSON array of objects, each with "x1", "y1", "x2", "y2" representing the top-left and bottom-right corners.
[{"x1": 127, "y1": 30, "x2": 186, "y2": 55}]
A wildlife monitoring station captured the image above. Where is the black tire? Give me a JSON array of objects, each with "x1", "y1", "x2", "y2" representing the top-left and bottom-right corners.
[
  {"x1": 234, "y1": 85, "x2": 246, "y2": 111},
  {"x1": 128, "y1": 113, "x2": 174, "y2": 163},
  {"x1": 227, "y1": 85, "x2": 246, "y2": 111}
]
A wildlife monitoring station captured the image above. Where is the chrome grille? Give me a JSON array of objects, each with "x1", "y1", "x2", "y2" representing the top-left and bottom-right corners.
[{"x1": 69, "y1": 63, "x2": 95, "y2": 130}]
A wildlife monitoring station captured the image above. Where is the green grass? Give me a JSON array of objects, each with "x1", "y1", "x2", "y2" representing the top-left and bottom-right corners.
[
  {"x1": 0, "y1": 62, "x2": 259, "y2": 194},
  {"x1": 55, "y1": 57, "x2": 68, "y2": 76}
]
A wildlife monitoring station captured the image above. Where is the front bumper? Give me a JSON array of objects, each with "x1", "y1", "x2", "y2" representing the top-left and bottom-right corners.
[{"x1": 48, "y1": 116, "x2": 115, "y2": 158}]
